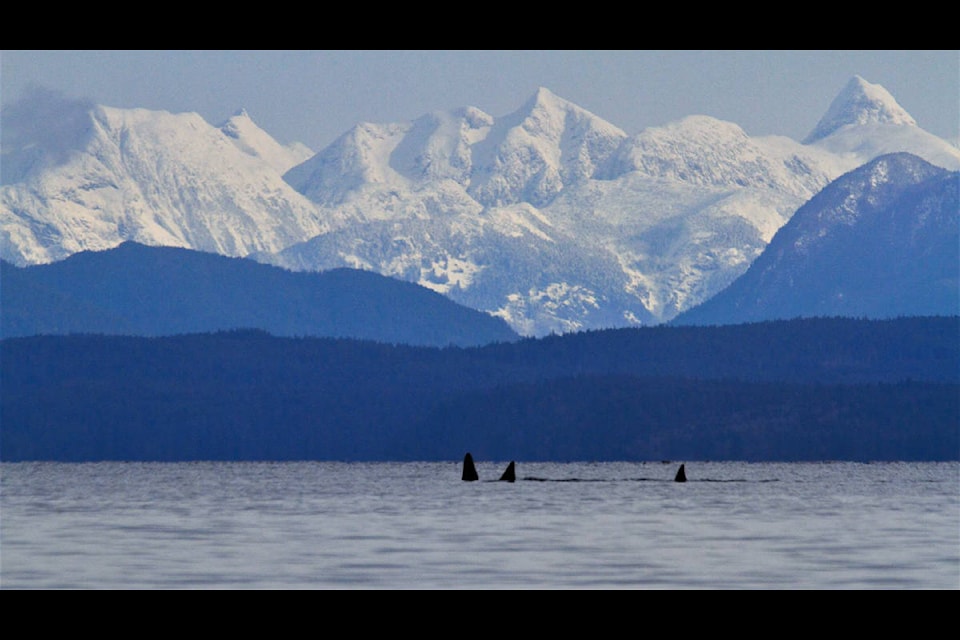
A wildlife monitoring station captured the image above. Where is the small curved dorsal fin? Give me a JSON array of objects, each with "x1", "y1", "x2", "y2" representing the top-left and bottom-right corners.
[
  {"x1": 462, "y1": 452, "x2": 479, "y2": 481},
  {"x1": 674, "y1": 463, "x2": 687, "y2": 482},
  {"x1": 499, "y1": 461, "x2": 516, "y2": 483}
]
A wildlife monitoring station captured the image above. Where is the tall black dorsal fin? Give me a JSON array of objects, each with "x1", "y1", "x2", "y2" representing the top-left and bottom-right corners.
[
  {"x1": 499, "y1": 461, "x2": 516, "y2": 483},
  {"x1": 674, "y1": 463, "x2": 687, "y2": 482},
  {"x1": 462, "y1": 452, "x2": 479, "y2": 481}
]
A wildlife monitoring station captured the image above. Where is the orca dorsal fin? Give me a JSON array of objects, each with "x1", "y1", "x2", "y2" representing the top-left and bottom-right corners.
[
  {"x1": 462, "y1": 452, "x2": 479, "y2": 481},
  {"x1": 499, "y1": 461, "x2": 516, "y2": 483},
  {"x1": 674, "y1": 463, "x2": 687, "y2": 482}
]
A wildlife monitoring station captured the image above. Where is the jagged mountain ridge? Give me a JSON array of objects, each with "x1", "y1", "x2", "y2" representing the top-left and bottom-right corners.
[
  {"x1": 3, "y1": 77, "x2": 958, "y2": 336},
  {"x1": 263, "y1": 78, "x2": 958, "y2": 333},
  {"x1": 671, "y1": 153, "x2": 960, "y2": 325},
  {"x1": 0, "y1": 241, "x2": 519, "y2": 347}
]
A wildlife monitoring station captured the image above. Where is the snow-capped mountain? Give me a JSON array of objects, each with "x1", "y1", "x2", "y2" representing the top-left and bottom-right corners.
[
  {"x1": 1, "y1": 90, "x2": 324, "y2": 265},
  {"x1": 3, "y1": 78, "x2": 958, "y2": 336},
  {"x1": 671, "y1": 152, "x2": 959, "y2": 325},
  {"x1": 804, "y1": 75, "x2": 919, "y2": 143},
  {"x1": 263, "y1": 78, "x2": 959, "y2": 334}
]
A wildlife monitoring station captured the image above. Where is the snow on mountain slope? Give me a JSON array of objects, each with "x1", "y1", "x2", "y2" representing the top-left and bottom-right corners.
[
  {"x1": 803, "y1": 75, "x2": 960, "y2": 172},
  {"x1": 603, "y1": 116, "x2": 832, "y2": 196},
  {"x1": 274, "y1": 79, "x2": 955, "y2": 334},
  {"x1": 270, "y1": 103, "x2": 865, "y2": 330},
  {"x1": 3, "y1": 77, "x2": 958, "y2": 337},
  {"x1": 258, "y1": 198, "x2": 654, "y2": 336},
  {"x1": 804, "y1": 76, "x2": 918, "y2": 144},
  {"x1": 283, "y1": 121, "x2": 415, "y2": 209},
  {"x1": 389, "y1": 107, "x2": 493, "y2": 184},
  {"x1": 809, "y1": 123, "x2": 960, "y2": 173},
  {"x1": 467, "y1": 87, "x2": 628, "y2": 208},
  {"x1": 219, "y1": 109, "x2": 314, "y2": 173},
  {"x1": 1, "y1": 96, "x2": 327, "y2": 265}
]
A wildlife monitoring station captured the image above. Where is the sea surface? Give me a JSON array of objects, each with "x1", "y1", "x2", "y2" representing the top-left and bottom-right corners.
[{"x1": 1, "y1": 461, "x2": 957, "y2": 589}]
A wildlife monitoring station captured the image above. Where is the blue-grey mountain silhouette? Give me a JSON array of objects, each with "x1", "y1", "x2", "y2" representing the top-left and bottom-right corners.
[
  {"x1": 672, "y1": 153, "x2": 959, "y2": 326},
  {"x1": 0, "y1": 241, "x2": 518, "y2": 347}
]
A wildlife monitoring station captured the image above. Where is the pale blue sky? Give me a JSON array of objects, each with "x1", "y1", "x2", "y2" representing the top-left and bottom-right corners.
[{"x1": 3, "y1": 50, "x2": 957, "y2": 151}]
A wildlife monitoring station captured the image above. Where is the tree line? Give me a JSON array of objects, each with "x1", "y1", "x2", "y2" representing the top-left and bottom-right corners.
[{"x1": 2, "y1": 317, "x2": 957, "y2": 461}]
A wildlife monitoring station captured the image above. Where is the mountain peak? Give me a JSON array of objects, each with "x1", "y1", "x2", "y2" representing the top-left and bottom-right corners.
[
  {"x1": 804, "y1": 76, "x2": 917, "y2": 144},
  {"x1": 217, "y1": 108, "x2": 313, "y2": 173},
  {"x1": 532, "y1": 86, "x2": 558, "y2": 102},
  {"x1": 671, "y1": 151, "x2": 957, "y2": 326},
  {"x1": 518, "y1": 86, "x2": 595, "y2": 120},
  {"x1": 508, "y1": 87, "x2": 626, "y2": 141},
  {"x1": 511, "y1": 86, "x2": 567, "y2": 119}
]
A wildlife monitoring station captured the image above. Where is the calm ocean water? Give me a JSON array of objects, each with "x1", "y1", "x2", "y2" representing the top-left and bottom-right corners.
[{"x1": 1, "y1": 461, "x2": 957, "y2": 589}]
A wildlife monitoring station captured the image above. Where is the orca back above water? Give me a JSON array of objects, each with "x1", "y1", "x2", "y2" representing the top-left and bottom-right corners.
[
  {"x1": 674, "y1": 464, "x2": 687, "y2": 482},
  {"x1": 462, "y1": 454, "x2": 689, "y2": 483},
  {"x1": 462, "y1": 452, "x2": 479, "y2": 481}
]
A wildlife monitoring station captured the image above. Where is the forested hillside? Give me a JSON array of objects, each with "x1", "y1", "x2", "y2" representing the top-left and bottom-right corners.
[{"x1": 2, "y1": 317, "x2": 957, "y2": 461}]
